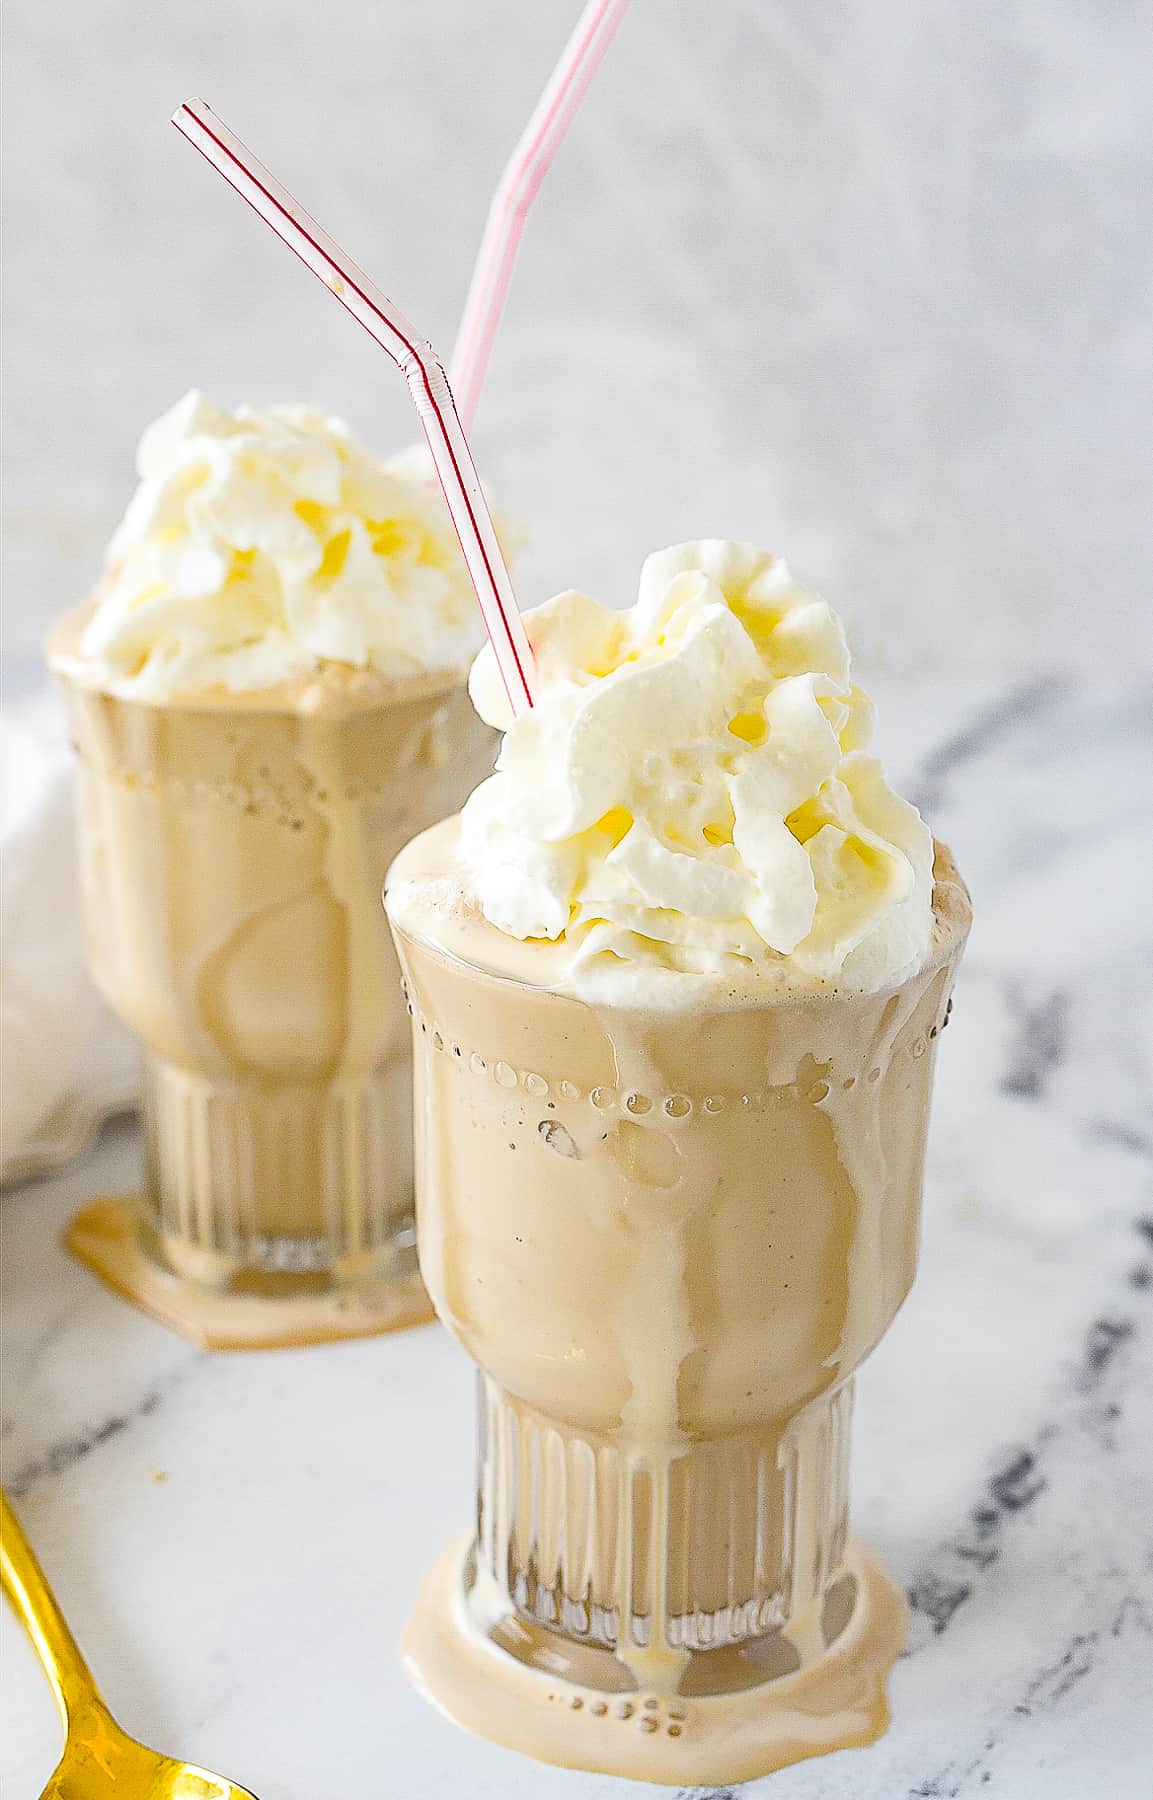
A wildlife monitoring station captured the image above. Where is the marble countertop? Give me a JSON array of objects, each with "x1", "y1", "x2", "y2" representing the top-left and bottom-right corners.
[{"x1": 2, "y1": 674, "x2": 1151, "y2": 1799}]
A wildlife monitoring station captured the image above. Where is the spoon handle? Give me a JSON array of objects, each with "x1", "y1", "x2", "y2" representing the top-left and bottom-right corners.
[{"x1": 0, "y1": 1489, "x2": 101, "y2": 1730}]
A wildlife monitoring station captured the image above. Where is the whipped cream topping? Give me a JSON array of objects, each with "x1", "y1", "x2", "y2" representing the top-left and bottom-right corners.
[
  {"x1": 461, "y1": 540, "x2": 934, "y2": 992},
  {"x1": 78, "y1": 390, "x2": 489, "y2": 698}
]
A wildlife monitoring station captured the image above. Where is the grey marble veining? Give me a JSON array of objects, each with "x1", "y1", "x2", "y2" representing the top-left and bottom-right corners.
[{"x1": 2, "y1": 675, "x2": 1150, "y2": 1798}]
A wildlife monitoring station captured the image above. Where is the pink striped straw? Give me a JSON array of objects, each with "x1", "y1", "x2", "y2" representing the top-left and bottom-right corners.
[
  {"x1": 450, "y1": 0, "x2": 630, "y2": 433},
  {"x1": 172, "y1": 97, "x2": 536, "y2": 716}
]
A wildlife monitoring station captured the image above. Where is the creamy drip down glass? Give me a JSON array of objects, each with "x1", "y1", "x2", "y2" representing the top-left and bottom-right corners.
[{"x1": 385, "y1": 538, "x2": 971, "y2": 1783}]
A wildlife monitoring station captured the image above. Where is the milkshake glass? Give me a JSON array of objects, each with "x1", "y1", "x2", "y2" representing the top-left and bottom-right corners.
[
  {"x1": 390, "y1": 830, "x2": 967, "y2": 1782},
  {"x1": 48, "y1": 391, "x2": 497, "y2": 1346},
  {"x1": 50, "y1": 649, "x2": 491, "y2": 1347},
  {"x1": 385, "y1": 538, "x2": 970, "y2": 1781}
]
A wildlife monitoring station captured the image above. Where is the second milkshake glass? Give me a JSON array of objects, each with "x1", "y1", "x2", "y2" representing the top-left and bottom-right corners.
[
  {"x1": 388, "y1": 835, "x2": 970, "y2": 1783},
  {"x1": 52, "y1": 645, "x2": 492, "y2": 1347}
]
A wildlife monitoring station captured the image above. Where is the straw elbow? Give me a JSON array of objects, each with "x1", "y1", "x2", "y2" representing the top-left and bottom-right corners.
[{"x1": 400, "y1": 345, "x2": 455, "y2": 418}]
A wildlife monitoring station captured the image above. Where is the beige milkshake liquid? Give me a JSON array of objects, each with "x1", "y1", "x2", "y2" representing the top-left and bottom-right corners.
[
  {"x1": 384, "y1": 537, "x2": 971, "y2": 1781},
  {"x1": 389, "y1": 826, "x2": 968, "y2": 1782},
  {"x1": 50, "y1": 632, "x2": 492, "y2": 1345}
]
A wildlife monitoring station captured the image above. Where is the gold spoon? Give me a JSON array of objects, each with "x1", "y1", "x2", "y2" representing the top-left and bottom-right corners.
[{"x1": 1, "y1": 1490, "x2": 259, "y2": 1799}]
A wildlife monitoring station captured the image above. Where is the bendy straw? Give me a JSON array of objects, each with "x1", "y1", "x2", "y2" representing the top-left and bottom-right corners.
[
  {"x1": 449, "y1": 0, "x2": 630, "y2": 432},
  {"x1": 173, "y1": 97, "x2": 536, "y2": 715}
]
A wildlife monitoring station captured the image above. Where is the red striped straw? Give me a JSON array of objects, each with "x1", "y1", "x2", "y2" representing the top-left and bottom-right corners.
[
  {"x1": 450, "y1": 0, "x2": 630, "y2": 434},
  {"x1": 172, "y1": 98, "x2": 536, "y2": 716}
]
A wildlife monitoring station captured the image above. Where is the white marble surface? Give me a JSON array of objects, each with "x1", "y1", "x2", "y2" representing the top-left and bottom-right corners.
[{"x1": 3, "y1": 675, "x2": 1151, "y2": 1798}]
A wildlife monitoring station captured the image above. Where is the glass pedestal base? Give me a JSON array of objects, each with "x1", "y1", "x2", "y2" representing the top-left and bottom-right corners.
[
  {"x1": 64, "y1": 1194, "x2": 435, "y2": 1349},
  {"x1": 403, "y1": 1532, "x2": 907, "y2": 1786},
  {"x1": 63, "y1": 1049, "x2": 436, "y2": 1347}
]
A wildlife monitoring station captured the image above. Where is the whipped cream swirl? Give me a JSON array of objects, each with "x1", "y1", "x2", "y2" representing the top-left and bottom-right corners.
[
  {"x1": 79, "y1": 390, "x2": 489, "y2": 698},
  {"x1": 462, "y1": 540, "x2": 934, "y2": 991}
]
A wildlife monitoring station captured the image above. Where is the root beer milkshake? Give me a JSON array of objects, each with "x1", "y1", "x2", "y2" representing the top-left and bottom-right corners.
[
  {"x1": 387, "y1": 539, "x2": 970, "y2": 1783},
  {"x1": 49, "y1": 391, "x2": 496, "y2": 1347}
]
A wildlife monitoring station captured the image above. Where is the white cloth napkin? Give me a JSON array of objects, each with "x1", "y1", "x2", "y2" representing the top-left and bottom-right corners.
[{"x1": 1, "y1": 690, "x2": 138, "y2": 1185}]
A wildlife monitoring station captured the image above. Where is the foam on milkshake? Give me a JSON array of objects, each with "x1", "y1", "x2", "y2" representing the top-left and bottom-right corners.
[{"x1": 414, "y1": 537, "x2": 931, "y2": 998}]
